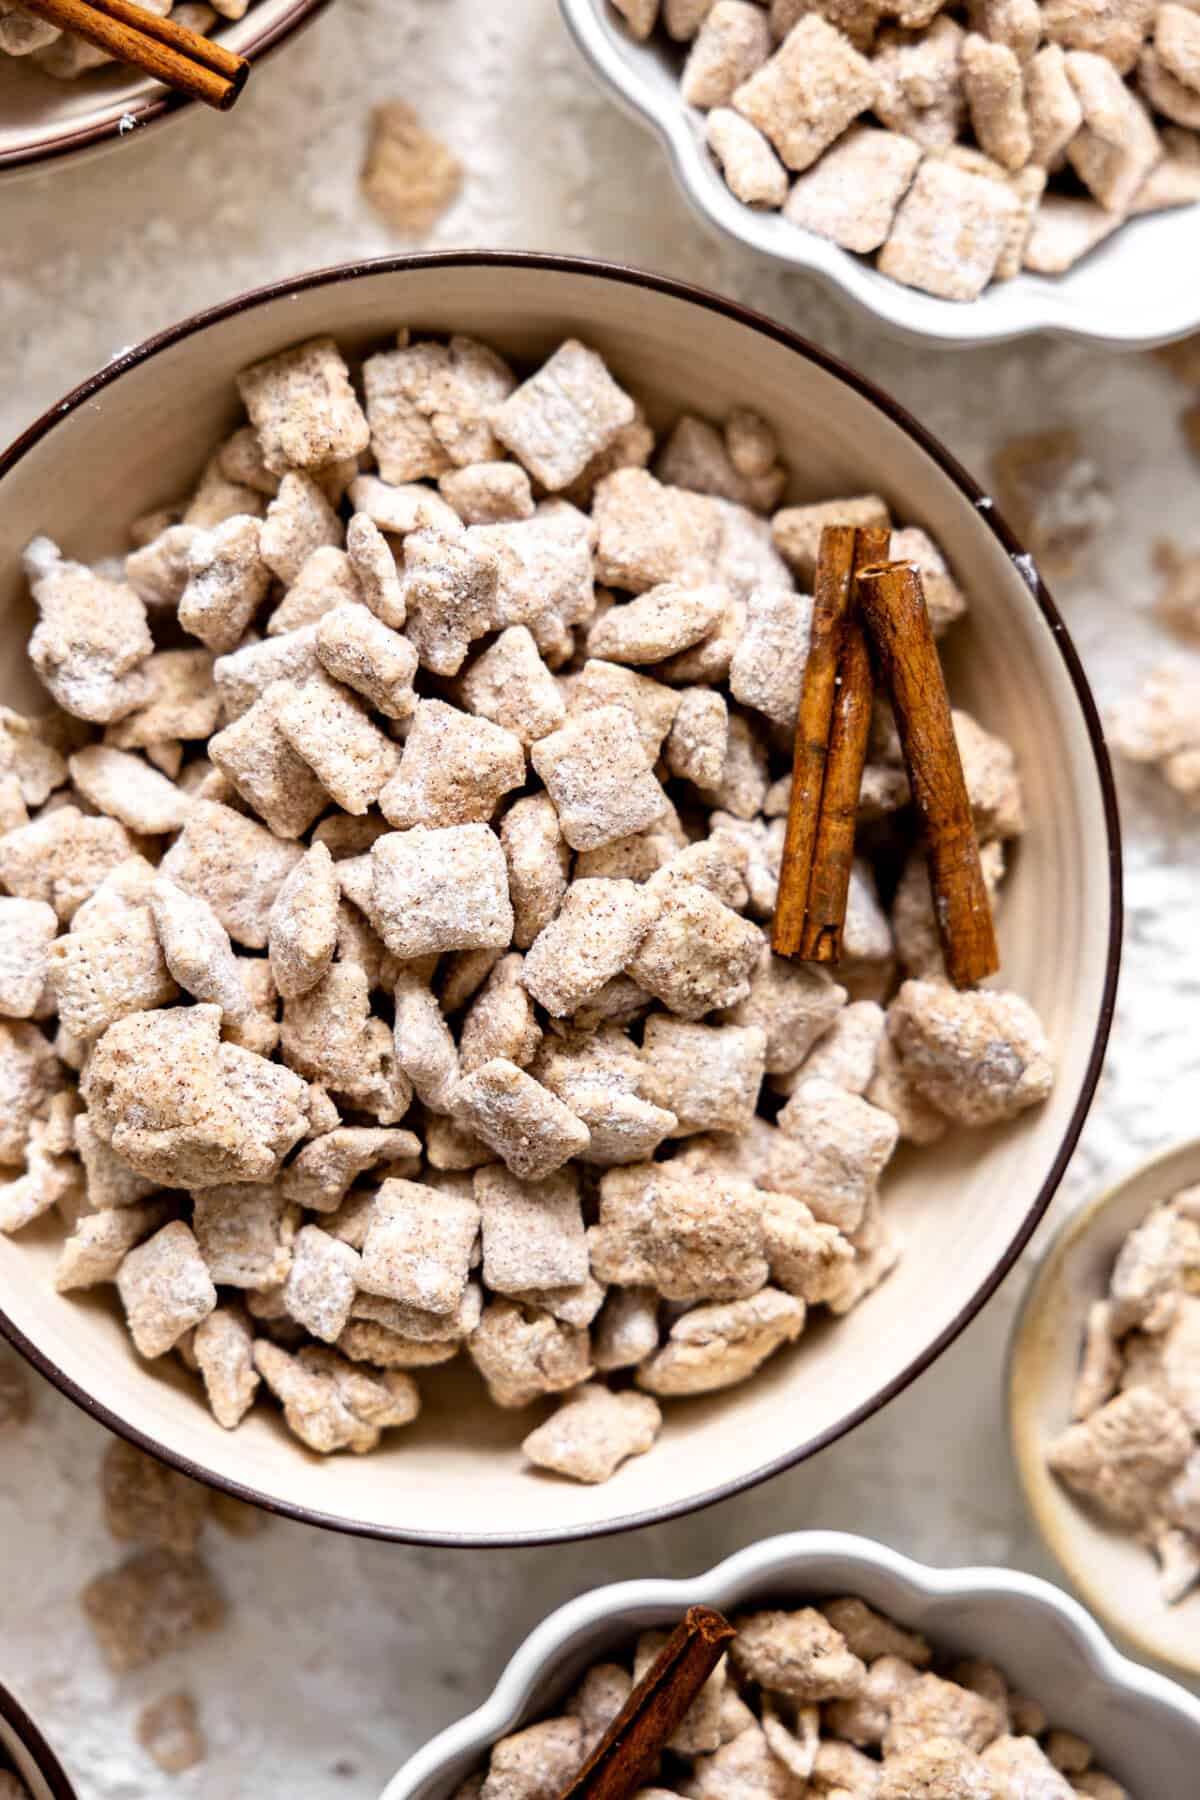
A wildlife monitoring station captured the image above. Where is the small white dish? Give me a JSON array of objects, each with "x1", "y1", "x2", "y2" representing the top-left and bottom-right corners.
[
  {"x1": 558, "y1": 0, "x2": 1200, "y2": 350},
  {"x1": 0, "y1": 1680, "x2": 76, "y2": 1800},
  {"x1": 1009, "y1": 1138, "x2": 1200, "y2": 1682},
  {"x1": 0, "y1": 0, "x2": 329, "y2": 178},
  {"x1": 380, "y1": 1529, "x2": 1200, "y2": 1800}
]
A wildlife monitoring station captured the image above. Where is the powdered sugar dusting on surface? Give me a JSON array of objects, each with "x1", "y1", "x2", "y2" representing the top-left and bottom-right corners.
[{"x1": 3, "y1": 2, "x2": 1200, "y2": 1793}]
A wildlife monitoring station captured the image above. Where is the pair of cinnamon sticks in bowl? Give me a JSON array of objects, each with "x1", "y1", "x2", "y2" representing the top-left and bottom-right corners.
[
  {"x1": 19, "y1": 0, "x2": 250, "y2": 109},
  {"x1": 772, "y1": 526, "x2": 999, "y2": 991}
]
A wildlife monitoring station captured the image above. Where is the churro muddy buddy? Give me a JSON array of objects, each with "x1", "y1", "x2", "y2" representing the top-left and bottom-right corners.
[
  {"x1": 0, "y1": 327, "x2": 1053, "y2": 1484},
  {"x1": 460, "y1": 1596, "x2": 1129, "y2": 1799},
  {"x1": 609, "y1": 0, "x2": 1200, "y2": 299}
]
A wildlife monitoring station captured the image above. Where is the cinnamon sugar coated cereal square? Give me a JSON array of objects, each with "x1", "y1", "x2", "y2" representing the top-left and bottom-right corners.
[
  {"x1": 0, "y1": 321, "x2": 1053, "y2": 1484},
  {"x1": 879, "y1": 159, "x2": 1022, "y2": 299},
  {"x1": 733, "y1": 17, "x2": 876, "y2": 172}
]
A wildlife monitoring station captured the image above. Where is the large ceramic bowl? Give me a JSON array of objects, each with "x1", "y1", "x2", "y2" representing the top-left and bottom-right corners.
[
  {"x1": 0, "y1": 0, "x2": 329, "y2": 177},
  {"x1": 381, "y1": 1531, "x2": 1200, "y2": 1800},
  {"x1": 0, "y1": 251, "x2": 1120, "y2": 1545},
  {"x1": 1009, "y1": 1138, "x2": 1200, "y2": 1681},
  {"x1": 0, "y1": 1680, "x2": 76, "y2": 1800},
  {"x1": 559, "y1": 0, "x2": 1200, "y2": 350}
]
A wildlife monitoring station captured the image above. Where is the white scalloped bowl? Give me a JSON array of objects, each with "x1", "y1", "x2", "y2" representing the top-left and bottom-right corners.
[
  {"x1": 559, "y1": 0, "x2": 1200, "y2": 350},
  {"x1": 0, "y1": 253, "x2": 1119, "y2": 1545},
  {"x1": 0, "y1": 1680, "x2": 76, "y2": 1800},
  {"x1": 0, "y1": 0, "x2": 329, "y2": 177},
  {"x1": 380, "y1": 1531, "x2": 1200, "y2": 1800}
]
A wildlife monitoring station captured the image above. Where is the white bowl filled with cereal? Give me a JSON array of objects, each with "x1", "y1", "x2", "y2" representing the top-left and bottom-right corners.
[
  {"x1": 381, "y1": 1530, "x2": 1200, "y2": 1800},
  {"x1": 0, "y1": 0, "x2": 327, "y2": 176},
  {"x1": 1010, "y1": 1137, "x2": 1200, "y2": 1681},
  {"x1": 0, "y1": 253, "x2": 1118, "y2": 1543},
  {"x1": 560, "y1": 0, "x2": 1200, "y2": 348}
]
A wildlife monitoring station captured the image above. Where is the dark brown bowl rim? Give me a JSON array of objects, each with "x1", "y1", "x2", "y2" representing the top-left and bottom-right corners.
[
  {"x1": 0, "y1": 250, "x2": 1124, "y2": 1547},
  {"x1": 0, "y1": 0, "x2": 331, "y2": 173},
  {"x1": 0, "y1": 1682, "x2": 77, "y2": 1800}
]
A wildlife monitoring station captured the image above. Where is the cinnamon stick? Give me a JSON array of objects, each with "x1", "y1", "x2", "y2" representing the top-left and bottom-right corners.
[
  {"x1": 555, "y1": 1606, "x2": 735, "y2": 1800},
  {"x1": 19, "y1": 0, "x2": 250, "y2": 110},
  {"x1": 855, "y1": 559, "x2": 1000, "y2": 989},
  {"x1": 797, "y1": 525, "x2": 890, "y2": 962},
  {"x1": 771, "y1": 524, "x2": 857, "y2": 958}
]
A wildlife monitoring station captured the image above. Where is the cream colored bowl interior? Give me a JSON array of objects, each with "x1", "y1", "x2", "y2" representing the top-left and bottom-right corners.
[
  {"x1": 0, "y1": 258, "x2": 1118, "y2": 1542},
  {"x1": 1010, "y1": 1140, "x2": 1200, "y2": 1680},
  {"x1": 0, "y1": 0, "x2": 324, "y2": 174}
]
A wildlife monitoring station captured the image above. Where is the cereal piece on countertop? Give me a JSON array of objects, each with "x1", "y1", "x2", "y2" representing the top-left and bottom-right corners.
[
  {"x1": 0, "y1": 897, "x2": 57, "y2": 1019},
  {"x1": 266, "y1": 545, "x2": 359, "y2": 636},
  {"x1": 371, "y1": 824, "x2": 513, "y2": 958},
  {"x1": 137, "y1": 1690, "x2": 206, "y2": 1776},
  {"x1": 641, "y1": 1016, "x2": 767, "y2": 1135},
  {"x1": 524, "y1": 1384, "x2": 662, "y2": 1485},
  {"x1": 628, "y1": 875, "x2": 762, "y2": 1018},
  {"x1": 211, "y1": 627, "x2": 320, "y2": 722},
  {"x1": 193, "y1": 1307, "x2": 260, "y2": 1428},
  {"x1": 192, "y1": 1184, "x2": 297, "y2": 1290},
  {"x1": 267, "y1": 843, "x2": 340, "y2": 1000},
  {"x1": 117, "y1": 1222, "x2": 218, "y2": 1358},
  {"x1": 81, "y1": 1548, "x2": 225, "y2": 1674},
  {"x1": 147, "y1": 875, "x2": 249, "y2": 1019},
  {"x1": 785, "y1": 124, "x2": 921, "y2": 254},
  {"x1": 665, "y1": 688, "x2": 729, "y2": 787},
  {"x1": 439, "y1": 462, "x2": 534, "y2": 525},
  {"x1": 638, "y1": 1287, "x2": 805, "y2": 1395},
  {"x1": 883, "y1": 1672, "x2": 1005, "y2": 1755},
  {"x1": 771, "y1": 495, "x2": 890, "y2": 584},
  {"x1": 361, "y1": 97, "x2": 463, "y2": 231},
  {"x1": 682, "y1": 2, "x2": 771, "y2": 108},
  {"x1": 359, "y1": 1177, "x2": 478, "y2": 1313},
  {"x1": 732, "y1": 17, "x2": 875, "y2": 172},
  {"x1": 379, "y1": 698, "x2": 524, "y2": 829},
  {"x1": 236, "y1": 336, "x2": 369, "y2": 476},
  {"x1": 208, "y1": 687, "x2": 330, "y2": 840},
  {"x1": 23, "y1": 538, "x2": 152, "y2": 724},
  {"x1": 522, "y1": 879, "x2": 660, "y2": 1017},
  {"x1": 177, "y1": 515, "x2": 271, "y2": 654},
  {"x1": 397, "y1": 528, "x2": 500, "y2": 675},
  {"x1": 492, "y1": 340, "x2": 636, "y2": 494},
  {"x1": 706, "y1": 107, "x2": 790, "y2": 207},
  {"x1": 454, "y1": 1059, "x2": 591, "y2": 1180},
  {"x1": 160, "y1": 798, "x2": 295, "y2": 955},
  {"x1": 531, "y1": 706, "x2": 667, "y2": 852},
  {"x1": 274, "y1": 670, "x2": 399, "y2": 815},
  {"x1": 872, "y1": 18, "x2": 967, "y2": 149},
  {"x1": 469, "y1": 1298, "x2": 593, "y2": 1408},
  {"x1": 889, "y1": 979, "x2": 1053, "y2": 1126},
  {"x1": 477, "y1": 1164, "x2": 588, "y2": 1295},
  {"x1": 460, "y1": 955, "x2": 542, "y2": 1074},
  {"x1": 962, "y1": 34, "x2": 1033, "y2": 170},
  {"x1": 1065, "y1": 51, "x2": 1161, "y2": 214},
  {"x1": 284, "y1": 1225, "x2": 361, "y2": 1343},
  {"x1": 729, "y1": 587, "x2": 813, "y2": 729},
  {"x1": 587, "y1": 581, "x2": 729, "y2": 665},
  {"x1": 102, "y1": 1439, "x2": 208, "y2": 1554},
  {"x1": 1025, "y1": 44, "x2": 1084, "y2": 165},
  {"x1": 879, "y1": 159, "x2": 1020, "y2": 301},
  {"x1": 991, "y1": 429, "x2": 1110, "y2": 577},
  {"x1": 590, "y1": 1159, "x2": 768, "y2": 1298},
  {"x1": 1108, "y1": 661, "x2": 1200, "y2": 797}
]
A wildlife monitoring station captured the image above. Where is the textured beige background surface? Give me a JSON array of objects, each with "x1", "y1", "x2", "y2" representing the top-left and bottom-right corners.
[{"x1": 1, "y1": 1, "x2": 1198, "y2": 1794}]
